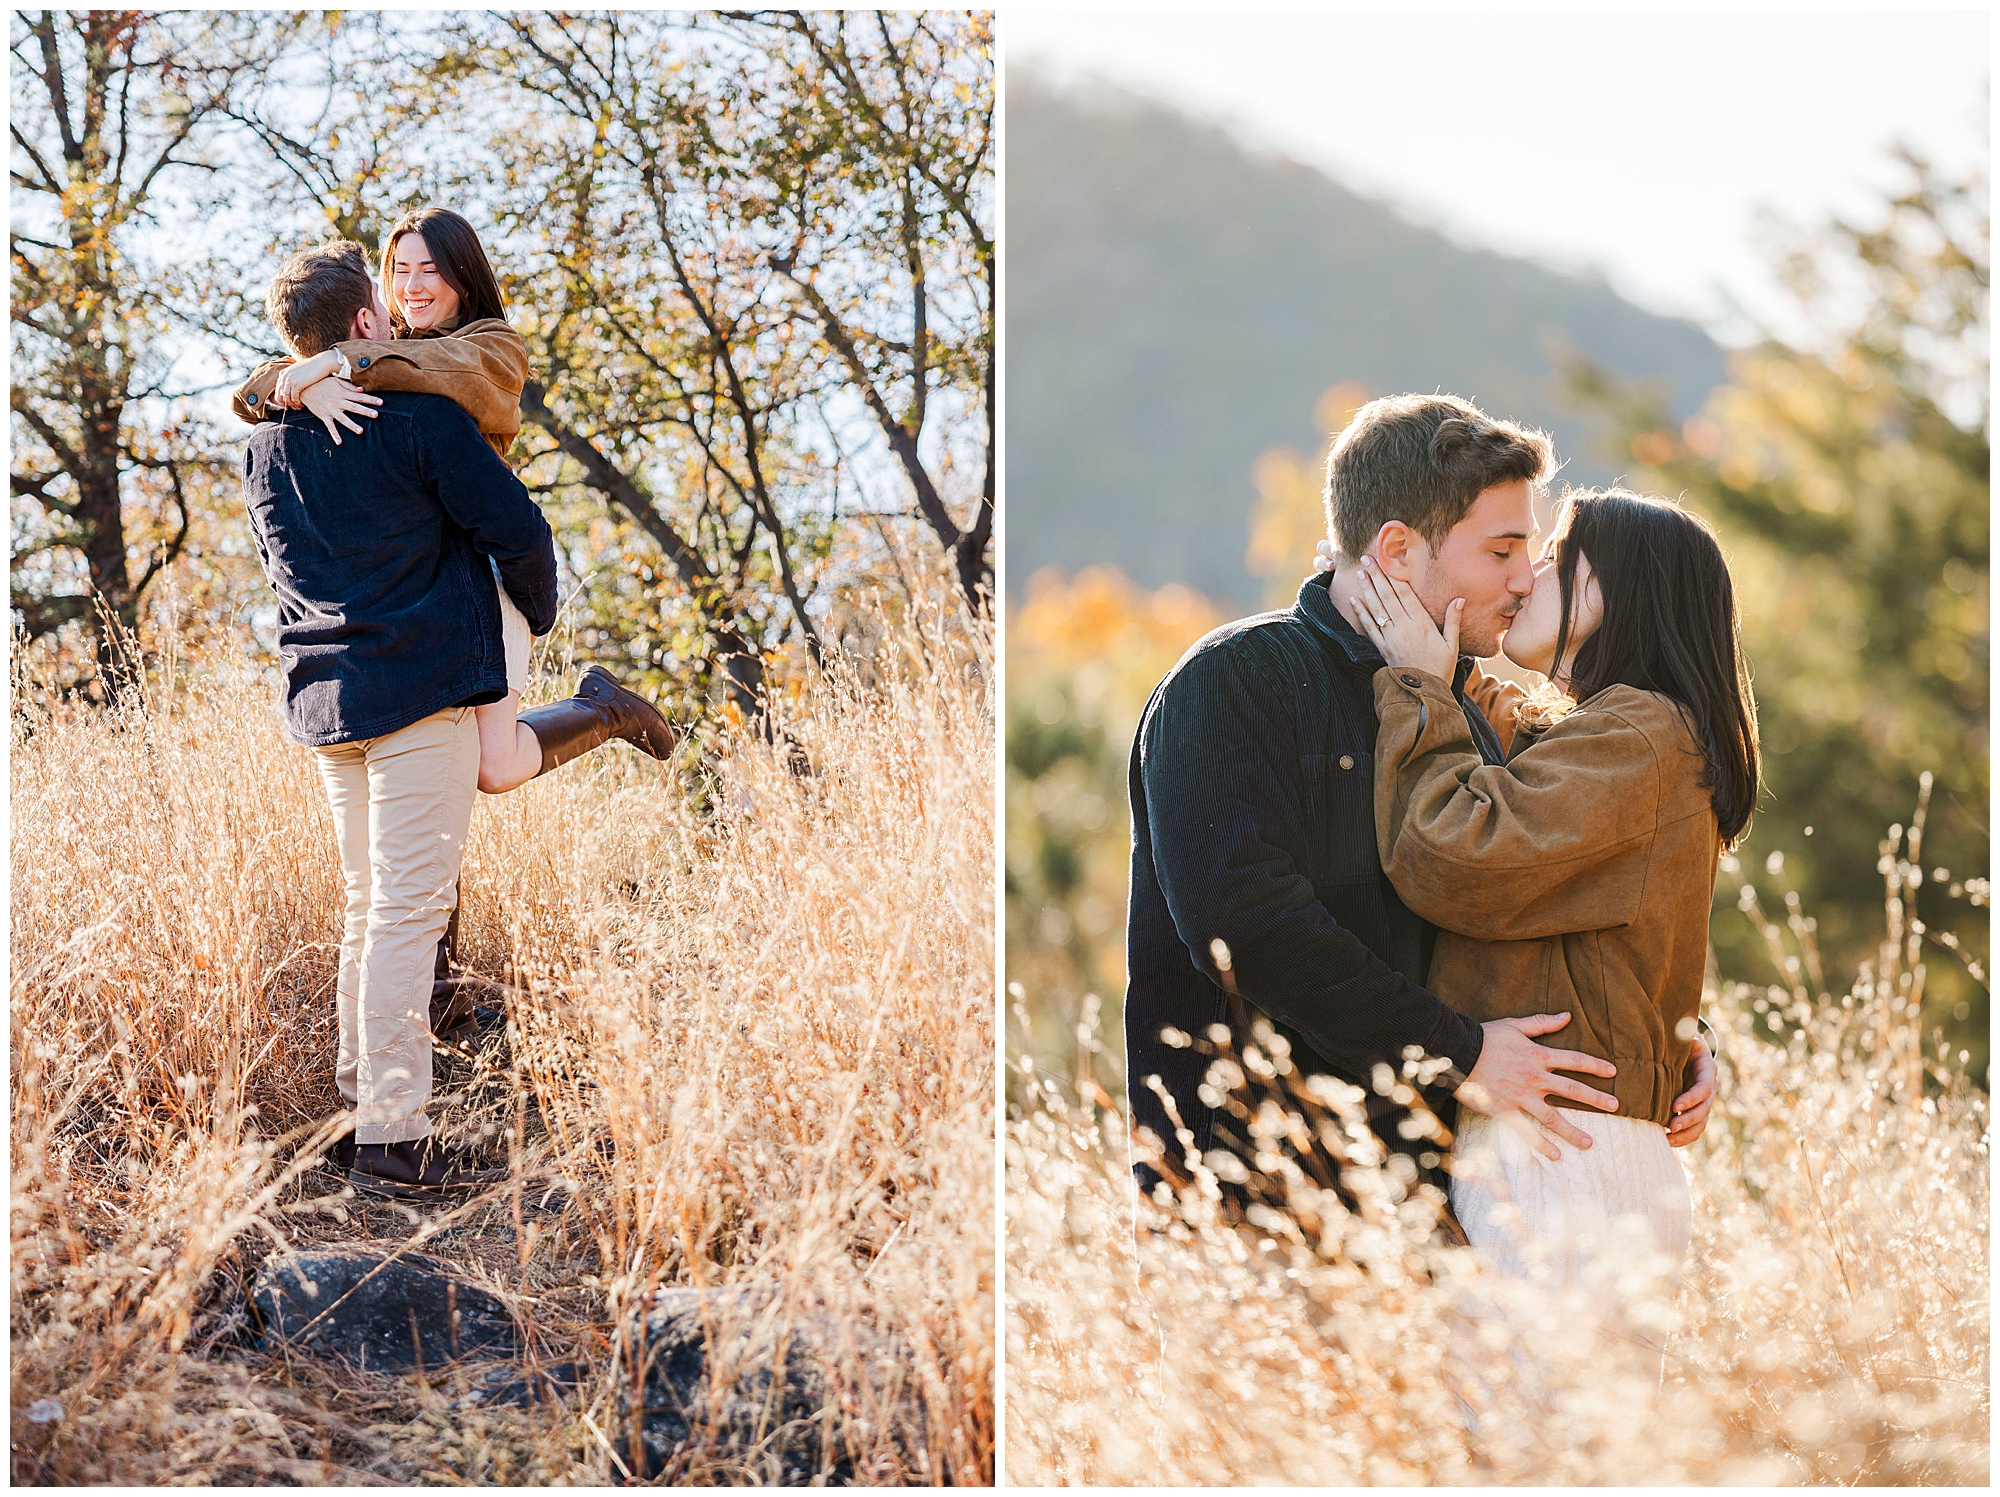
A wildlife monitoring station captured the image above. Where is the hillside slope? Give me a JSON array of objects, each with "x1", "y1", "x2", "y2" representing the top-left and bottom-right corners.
[{"x1": 1006, "y1": 73, "x2": 1731, "y2": 605}]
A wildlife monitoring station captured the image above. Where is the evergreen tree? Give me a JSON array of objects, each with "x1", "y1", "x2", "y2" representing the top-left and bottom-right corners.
[{"x1": 1571, "y1": 151, "x2": 1988, "y2": 1062}]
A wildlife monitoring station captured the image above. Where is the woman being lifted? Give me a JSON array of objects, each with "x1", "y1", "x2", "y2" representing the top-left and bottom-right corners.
[{"x1": 234, "y1": 206, "x2": 674, "y2": 789}]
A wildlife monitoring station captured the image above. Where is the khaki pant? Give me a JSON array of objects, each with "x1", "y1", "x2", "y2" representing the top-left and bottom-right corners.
[{"x1": 313, "y1": 707, "x2": 480, "y2": 1145}]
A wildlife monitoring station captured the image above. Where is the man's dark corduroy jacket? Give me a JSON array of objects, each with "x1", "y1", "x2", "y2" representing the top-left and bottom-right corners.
[
  {"x1": 242, "y1": 391, "x2": 558, "y2": 747},
  {"x1": 1124, "y1": 571, "x2": 1506, "y2": 1186}
]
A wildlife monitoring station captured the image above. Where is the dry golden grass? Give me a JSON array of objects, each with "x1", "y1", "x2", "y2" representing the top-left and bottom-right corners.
[
  {"x1": 1006, "y1": 824, "x2": 1989, "y2": 1485},
  {"x1": 10, "y1": 603, "x2": 994, "y2": 1485}
]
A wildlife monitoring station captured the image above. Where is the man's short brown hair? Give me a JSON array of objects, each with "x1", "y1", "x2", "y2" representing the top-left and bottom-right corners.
[
  {"x1": 265, "y1": 240, "x2": 376, "y2": 356},
  {"x1": 1323, "y1": 393, "x2": 1555, "y2": 558}
]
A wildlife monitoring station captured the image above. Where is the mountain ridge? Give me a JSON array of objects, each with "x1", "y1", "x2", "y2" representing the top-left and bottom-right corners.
[{"x1": 1006, "y1": 71, "x2": 1733, "y2": 606}]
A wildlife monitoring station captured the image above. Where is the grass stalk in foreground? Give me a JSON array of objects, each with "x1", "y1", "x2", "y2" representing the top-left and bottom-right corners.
[
  {"x1": 1006, "y1": 812, "x2": 1988, "y2": 1485},
  {"x1": 11, "y1": 603, "x2": 995, "y2": 1485}
]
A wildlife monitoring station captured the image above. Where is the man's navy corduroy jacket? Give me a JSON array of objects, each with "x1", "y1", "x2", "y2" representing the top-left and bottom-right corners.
[
  {"x1": 241, "y1": 391, "x2": 558, "y2": 747},
  {"x1": 1124, "y1": 571, "x2": 1505, "y2": 1188}
]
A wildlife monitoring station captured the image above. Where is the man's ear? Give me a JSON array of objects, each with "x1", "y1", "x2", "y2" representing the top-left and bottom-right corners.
[
  {"x1": 352, "y1": 298, "x2": 386, "y2": 341},
  {"x1": 1373, "y1": 520, "x2": 1430, "y2": 583}
]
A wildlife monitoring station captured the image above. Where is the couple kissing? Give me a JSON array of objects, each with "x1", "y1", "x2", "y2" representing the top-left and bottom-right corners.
[{"x1": 1126, "y1": 393, "x2": 1759, "y2": 1347}]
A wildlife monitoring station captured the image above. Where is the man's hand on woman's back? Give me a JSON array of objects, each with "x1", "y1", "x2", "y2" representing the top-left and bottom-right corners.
[
  {"x1": 1455, "y1": 1012, "x2": 1619, "y2": 1161},
  {"x1": 1666, "y1": 1040, "x2": 1717, "y2": 1148}
]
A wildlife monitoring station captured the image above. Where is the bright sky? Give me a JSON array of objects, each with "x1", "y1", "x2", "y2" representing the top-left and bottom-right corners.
[{"x1": 1007, "y1": 6, "x2": 1990, "y2": 345}]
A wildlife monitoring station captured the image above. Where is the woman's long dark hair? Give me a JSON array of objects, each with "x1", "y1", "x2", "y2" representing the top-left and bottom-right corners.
[
  {"x1": 380, "y1": 207, "x2": 506, "y2": 337},
  {"x1": 1538, "y1": 487, "x2": 1760, "y2": 846}
]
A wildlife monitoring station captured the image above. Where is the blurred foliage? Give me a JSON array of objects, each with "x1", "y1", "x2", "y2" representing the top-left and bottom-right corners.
[
  {"x1": 1243, "y1": 381, "x2": 1371, "y2": 610},
  {"x1": 1012, "y1": 152, "x2": 1989, "y2": 1090},
  {"x1": 1003, "y1": 567, "x2": 1221, "y2": 1077},
  {"x1": 1569, "y1": 148, "x2": 1988, "y2": 1074}
]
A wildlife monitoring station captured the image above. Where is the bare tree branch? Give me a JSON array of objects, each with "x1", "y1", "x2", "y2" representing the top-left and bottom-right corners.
[
  {"x1": 126, "y1": 454, "x2": 194, "y2": 599},
  {"x1": 10, "y1": 122, "x2": 62, "y2": 193},
  {"x1": 11, "y1": 469, "x2": 77, "y2": 514},
  {"x1": 518, "y1": 376, "x2": 769, "y2": 719}
]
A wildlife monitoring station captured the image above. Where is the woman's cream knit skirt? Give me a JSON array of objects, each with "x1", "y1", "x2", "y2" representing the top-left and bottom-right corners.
[
  {"x1": 1444, "y1": 1111, "x2": 1691, "y2": 1442},
  {"x1": 1450, "y1": 1109, "x2": 1692, "y2": 1291},
  {"x1": 492, "y1": 559, "x2": 533, "y2": 694}
]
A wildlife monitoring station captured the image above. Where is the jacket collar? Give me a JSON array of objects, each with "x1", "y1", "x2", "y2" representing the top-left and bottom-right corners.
[
  {"x1": 1293, "y1": 571, "x2": 1478, "y2": 693},
  {"x1": 402, "y1": 313, "x2": 464, "y2": 341}
]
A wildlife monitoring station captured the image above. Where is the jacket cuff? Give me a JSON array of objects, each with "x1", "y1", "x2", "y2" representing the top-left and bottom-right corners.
[
  {"x1": 1371, "y1": 666, "x2": 1472, "y2": 759},
  {"x1": 233, "y1": 358, "x2": 291, "y2": 426},
  {"x1": 1428, "y1": 1002, "x2": 1484, "y2": 1082},
  {"x1": 333, "y1": 338, "x2": 412, "y2": 382}
]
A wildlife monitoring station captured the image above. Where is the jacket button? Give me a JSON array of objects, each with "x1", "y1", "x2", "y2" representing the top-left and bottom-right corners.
[
  {"x1": 1400, "y1": 673, "x2": 1420, "y2": 687},
  {"x1": 358, "y1": 356, "x2": 371, "y2": 368},
  {"x1": 246, "y1": 391, "x2": 259, "y2": 404},
  {"x1": 1338, "y1": 755, "x2": 1354, "y2": 770}
]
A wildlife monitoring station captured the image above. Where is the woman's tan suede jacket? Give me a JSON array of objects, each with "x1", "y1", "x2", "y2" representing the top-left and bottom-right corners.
[
  {"x1": 232, "y1": 318, "x2": 527, "y2": 460},
  {"x1": 1372, "y1": 665, "x2": 1722, "y2": 1125}
]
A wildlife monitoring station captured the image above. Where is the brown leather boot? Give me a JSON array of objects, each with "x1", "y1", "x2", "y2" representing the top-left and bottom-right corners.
[
  {"x1": 433, "y1": 895, "x2": 459, "y2": 983},
  {"x1": 428, "y1": 888, "x2": 479, "y2": 1040},
  {"x1": 518, "y1": 665, "x2": 677, "y2": 777},
  {"x1": 430, "y1": 976, "x2": 480, "y2": 1042},
  {"x1": 348, "y1": 1137, "x2": 511, "y2": 1199}
]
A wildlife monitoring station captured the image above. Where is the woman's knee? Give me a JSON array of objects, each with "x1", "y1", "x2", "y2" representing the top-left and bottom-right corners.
[{"x1": 477, "y1": 756, "x2": 534, "y2": 794}]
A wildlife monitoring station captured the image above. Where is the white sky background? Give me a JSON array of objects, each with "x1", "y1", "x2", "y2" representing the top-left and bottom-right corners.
[{"x1": 1006, "y1": 7, "x2": 1990, "y2": 347}]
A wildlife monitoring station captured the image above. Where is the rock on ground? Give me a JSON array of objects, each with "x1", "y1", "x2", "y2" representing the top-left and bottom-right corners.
[
  {"x1": 615, "y1": 1285, "x2": 921, "y2": 1485},
  {"x1": 252, "y1": 1250, "x2": 518, "y2": 1373}
]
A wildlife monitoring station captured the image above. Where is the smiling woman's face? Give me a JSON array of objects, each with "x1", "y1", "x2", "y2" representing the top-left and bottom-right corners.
[{"x1": 390, "y1": 232, "x2": 461, "y2": 332}]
